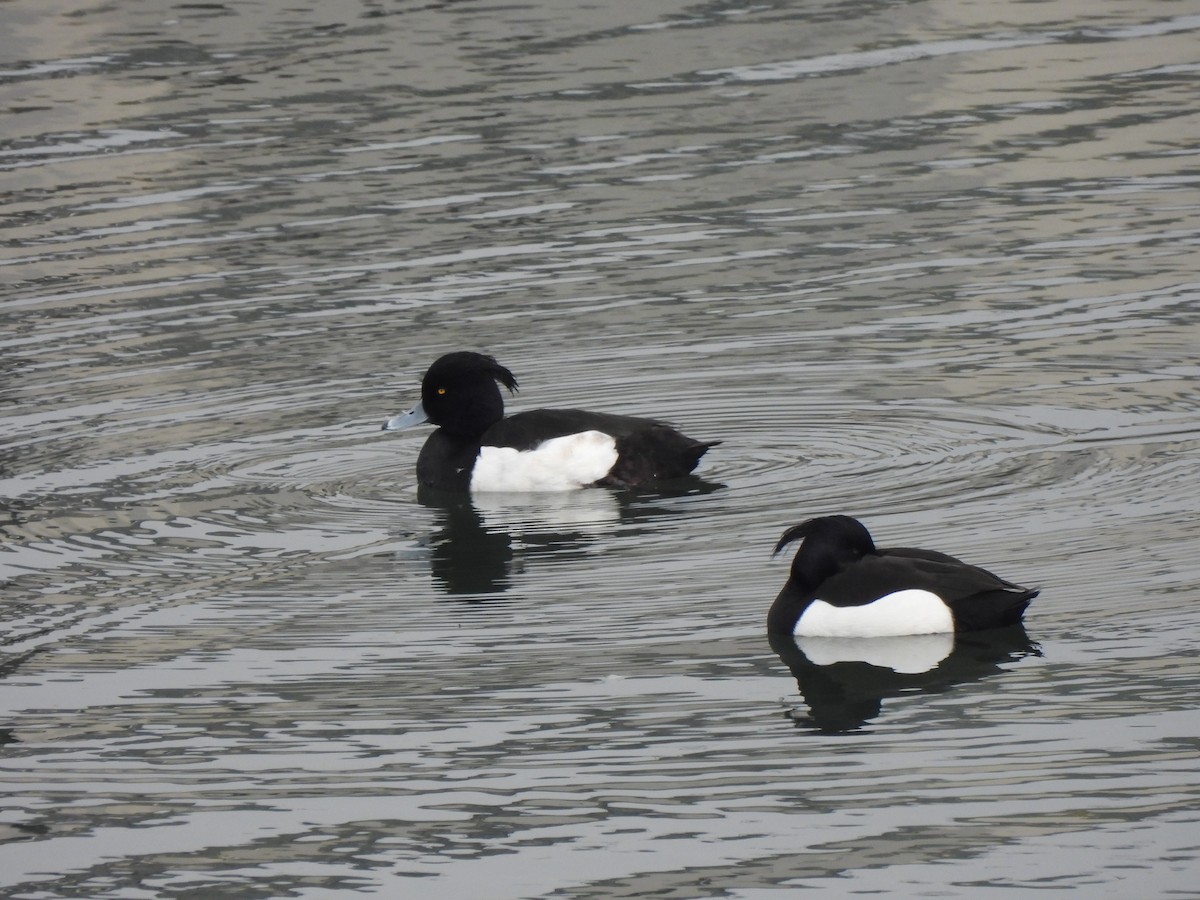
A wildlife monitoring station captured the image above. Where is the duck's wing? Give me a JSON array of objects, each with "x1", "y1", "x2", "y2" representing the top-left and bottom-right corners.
[
  {"x1": 482, "y1": 409, "x2": 652, "y2": 450},
  {"x1": 485, "y1": 409, "x2": 716, "y2": 483},
  {"x1": 816, "y1": 550, "x2": 1032, "y2": 606},
  {"x1": 880, "y1": 548, "x2": 1038, "y2": 630}
]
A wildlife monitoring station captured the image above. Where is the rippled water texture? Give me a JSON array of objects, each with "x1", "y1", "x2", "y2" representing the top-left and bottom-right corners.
[{"x1": 3, "y1": 0, "x2": 1199, "y2": 896}]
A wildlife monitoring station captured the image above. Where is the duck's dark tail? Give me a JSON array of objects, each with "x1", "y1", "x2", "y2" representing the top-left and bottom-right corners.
[
  {"x1": 605, "y1": 431, "x2": 719, "y2": 485},
  {"x1": 951, "y1": 586, "x2": 1039, "y2": 632}
]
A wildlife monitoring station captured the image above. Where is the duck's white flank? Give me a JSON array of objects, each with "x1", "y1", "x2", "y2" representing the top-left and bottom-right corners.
[
  {"x1": 795, "y1": 589, "x2": 954, "y2": 637},
  {"x1": 470, "y1": 431, "x2": 619, "y2": 492}
]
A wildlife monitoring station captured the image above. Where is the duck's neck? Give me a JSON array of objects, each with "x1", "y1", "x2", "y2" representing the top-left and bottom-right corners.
[
  {"x1": 416, "y1": 431, "x2": 482, "y2": 490},
  {"x1": 766, "y1": 579, "x2": 813, "y2": 634},
  {"x1": 766, "y1": 541, "x2": 861, "y2": 634}
]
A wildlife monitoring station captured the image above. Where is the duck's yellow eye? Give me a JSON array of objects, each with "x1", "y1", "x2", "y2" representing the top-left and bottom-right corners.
[{"x1": 437, "y1": 387, "x2": 446, "y2": 395}]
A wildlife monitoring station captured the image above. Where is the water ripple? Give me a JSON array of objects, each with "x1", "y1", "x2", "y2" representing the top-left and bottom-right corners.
[{"x1": 3, "y1": 0, "x2": 1199, "y2": 895}]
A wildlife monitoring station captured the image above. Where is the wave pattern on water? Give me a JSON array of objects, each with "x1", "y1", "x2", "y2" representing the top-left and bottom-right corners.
[{"x1": 3, "y1": 0, "x2": 1200, "y2": 896}]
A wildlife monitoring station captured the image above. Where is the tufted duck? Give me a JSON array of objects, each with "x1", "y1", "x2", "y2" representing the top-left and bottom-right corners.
[
  {"x1": 767, "y1": 515, "x2": 1037, "y2": 637},
  {"x1": 382, "y1": 352, "x2": 717, "y2": 491}
]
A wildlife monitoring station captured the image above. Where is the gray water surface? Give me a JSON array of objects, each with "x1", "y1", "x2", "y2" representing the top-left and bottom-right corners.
[{"x1": 2, "y1": 0, "x2": 1199, "y2": 896}]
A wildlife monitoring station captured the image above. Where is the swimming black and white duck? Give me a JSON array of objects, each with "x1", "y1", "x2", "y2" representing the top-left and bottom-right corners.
[
  {"x1": 382, "y1": 352, "x2": 717, "y2": 491},
  {"x1": 767, "y1": 515, "x2": 1037, "y2": 636}
]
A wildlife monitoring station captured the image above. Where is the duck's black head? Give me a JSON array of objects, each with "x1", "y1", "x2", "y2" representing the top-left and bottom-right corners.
[
  {"x1": 773, "y1": 515, "x2": 876, "y2": 592},
  {"x1": 419, "y1": 352, "x2": 519, "y2": 437}
]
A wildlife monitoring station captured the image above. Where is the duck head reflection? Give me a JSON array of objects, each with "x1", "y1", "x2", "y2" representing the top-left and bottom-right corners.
[{"x1": 769, "y1": 625, "x2": 1039, "y2": 734}]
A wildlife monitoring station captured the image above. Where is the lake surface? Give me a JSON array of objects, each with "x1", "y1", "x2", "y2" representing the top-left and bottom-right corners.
[{"x1": 2, "y1": 0, "x2": 1199, "y2": 896}]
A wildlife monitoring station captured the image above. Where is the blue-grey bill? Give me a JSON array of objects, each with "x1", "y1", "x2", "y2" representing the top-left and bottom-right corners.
[{"x1": 382, "y1": 401, "x2": 429, "y2": 431}]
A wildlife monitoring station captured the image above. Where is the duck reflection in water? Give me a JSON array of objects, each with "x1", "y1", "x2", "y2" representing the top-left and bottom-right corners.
[
  {"x1": 769, "y1": 626, "x2": 1039, "y2": 733},
  {"x1": 418, "y1": 486, "x2": 517, "y2": 595},
  {"x1": 417, "y1": 479, "x2": 720, "y2": 596}
]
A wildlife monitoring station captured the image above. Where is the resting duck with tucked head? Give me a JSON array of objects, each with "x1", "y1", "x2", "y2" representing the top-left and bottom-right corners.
[
  {"x1": 768, "y1": 515, "x2": 1037, "y2": 637},
  {"x1": 382, "y1": 352, "x2": 717, "y2": 491}
]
